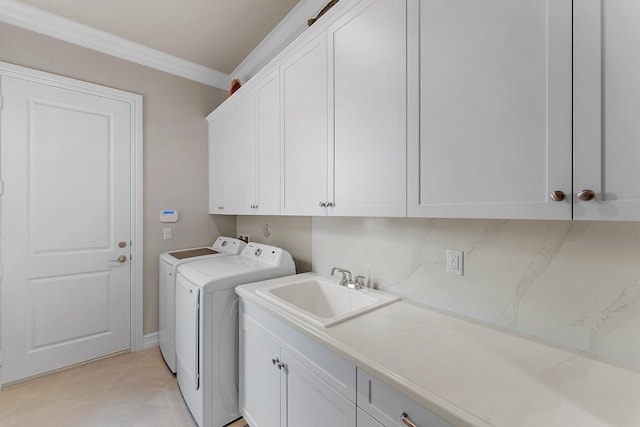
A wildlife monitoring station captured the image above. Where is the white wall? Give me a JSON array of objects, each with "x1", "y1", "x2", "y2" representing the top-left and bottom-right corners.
[{"x1": 313, "y1": 217, "x2": 640, "y2": 372}]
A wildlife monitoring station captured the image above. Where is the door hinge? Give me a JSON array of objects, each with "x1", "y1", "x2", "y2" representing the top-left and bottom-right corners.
[
  {"x1": 0, "y1": 180, "x2": 4, "y2": 195},
  {"x1": 0, "y1": 95, "x2": 4, "y2": 110}
]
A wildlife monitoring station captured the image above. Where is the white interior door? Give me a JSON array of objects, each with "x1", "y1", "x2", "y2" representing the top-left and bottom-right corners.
[{"x1": 1, "y1": 74, "x2": 133, "y2": 384}]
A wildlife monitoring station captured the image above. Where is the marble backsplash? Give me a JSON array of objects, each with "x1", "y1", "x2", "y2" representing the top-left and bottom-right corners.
[{"x1": 312, "y1": 217, "x2": 640, "y2": 372}]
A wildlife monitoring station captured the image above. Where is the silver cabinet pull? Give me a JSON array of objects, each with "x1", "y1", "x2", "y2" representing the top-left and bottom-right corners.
[
  {"x1": 271, "y1": 358, "x2": 285, "y2": 370},
  {"x1": 401, "y1": 412, "x2": 417, "y2": 427},
  {"x1": 109, "y1": 255, "x2": 127, "y2": 263},
  {"x1": 550, "y1": 190, "x2": 565, "y2": 202},
  {"x1": 577, "y1": 189, "x2": 595, "y2": 201}
]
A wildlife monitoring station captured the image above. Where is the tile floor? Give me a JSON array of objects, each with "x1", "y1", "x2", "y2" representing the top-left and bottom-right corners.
[{"x1": 0, "y1": 348, "x2": 247, "y2": 427}]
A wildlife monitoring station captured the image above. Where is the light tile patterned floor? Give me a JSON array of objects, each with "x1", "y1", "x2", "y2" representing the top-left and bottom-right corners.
[{"x1": 0, "y1": 348, "x2": 246, "y2": 427}]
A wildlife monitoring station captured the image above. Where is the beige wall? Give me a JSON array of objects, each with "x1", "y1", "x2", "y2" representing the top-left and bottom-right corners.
[
  {"x1": 0, "y1": 22, "x2": 236, "y2": 335},
  {"x1": 236, "y1": 216, "x2": 312, "y2": 273}
]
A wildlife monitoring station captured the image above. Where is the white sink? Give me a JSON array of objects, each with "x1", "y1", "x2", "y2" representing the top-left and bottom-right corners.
[{"x1": 256, "y1": 277, "x2": 399, "y2": 327}]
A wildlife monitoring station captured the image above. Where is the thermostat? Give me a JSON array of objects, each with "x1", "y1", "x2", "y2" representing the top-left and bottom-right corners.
[{"x1": 160, "y1": 209, "x2": 179, "y2": 223}]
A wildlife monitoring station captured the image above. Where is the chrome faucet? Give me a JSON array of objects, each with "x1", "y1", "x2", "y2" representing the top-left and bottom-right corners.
[
  {"x1": 331, "y1": 267, "x2": 352, "y2": 286},
  {"x1": 331, "y1": 267, "x2": 365, "y2": 290}
]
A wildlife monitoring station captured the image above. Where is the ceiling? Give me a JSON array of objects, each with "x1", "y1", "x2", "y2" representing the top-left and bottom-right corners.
[{"x1": 13, "y1": 0, "x2": 302, "y2": 75}]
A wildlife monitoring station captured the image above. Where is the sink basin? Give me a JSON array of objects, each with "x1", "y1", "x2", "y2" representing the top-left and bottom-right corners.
[{"x1": 256, "y1": 278, "x2": 399, "y2": 327}]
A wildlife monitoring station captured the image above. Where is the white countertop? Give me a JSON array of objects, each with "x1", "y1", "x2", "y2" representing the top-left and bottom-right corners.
[{"x1": 236, "y1": 273, "x2": 640, "y2": 427}]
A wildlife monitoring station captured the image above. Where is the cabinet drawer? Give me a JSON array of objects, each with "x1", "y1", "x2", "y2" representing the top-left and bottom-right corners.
[
  {"x1": 358, "y1": 408, "x2": 383, "y2": 427},
  {"x1": 357, "y1": 369, "x2": 453, "y2": 427}
]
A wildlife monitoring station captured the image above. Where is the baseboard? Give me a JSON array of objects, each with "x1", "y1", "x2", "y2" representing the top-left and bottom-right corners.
[{"x1": 142, "y1": 332, "x2": 159, "y2": 350}]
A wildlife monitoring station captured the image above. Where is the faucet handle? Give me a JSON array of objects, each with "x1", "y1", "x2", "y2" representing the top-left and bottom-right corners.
[{"x1": 354, "y1": 275, "x2": 367, "y2": 288}]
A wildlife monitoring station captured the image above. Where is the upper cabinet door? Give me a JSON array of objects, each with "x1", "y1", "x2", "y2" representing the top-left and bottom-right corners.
[
  {"x1": 574, "y1": 0, "x2": 640, "y2": 220},
  {"x1": 255, "y1": 70, "x2": 281, "y2": 215},
  {"x1": 328, "y1": 0, "x2": 407, "y2": 217},
  {"x1": 208, "y1": 88, "x2": 257, "y2": 215},
  {"x1": 208, "y1": 106, "x2": 228, "y2": 214},
  {"x1": 408, "y1": 0, "x2": 572, "y2": 220},
  {"x1": 280, "y1": 33, "x2": 329, "y2": 216},
  {"x1": 226, "y1": 88, "x2": 258, "y2": 215}
]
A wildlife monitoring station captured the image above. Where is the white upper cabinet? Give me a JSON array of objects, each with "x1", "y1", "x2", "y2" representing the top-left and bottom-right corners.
[
  {"x1": 255, "y1": 70, "x2": 282, "y2": 215},
  {"x1": 211, "y1": 0, "x2": 640, "y2": 221},
  {"x1": 227, "y1": 87, "x2": 258, "y2": 215},
  {"x1": 280, "y1": 0, "x2": 407, "y2": 217},
  {"x1": 574, "y1": 0, "x2": 640, "y2": 221},
  {"x1": 208, "y1": 88, "x2": 257, "y2": 215},
  {"x1": 208, "y1": 70, "x2": 281, "y2": 215},
  {"x1": 281, "y1": 33, "x2": 329, "y2": 216},
  {"x1": 328, "y1": 0, "x2": 407, "y2": 217},
  {"x1": 208, "y1": 100, "x2": 233, "y2": 214},
  {"x1": 407, "y1": 0, "x2": 573, "y2": 220}
]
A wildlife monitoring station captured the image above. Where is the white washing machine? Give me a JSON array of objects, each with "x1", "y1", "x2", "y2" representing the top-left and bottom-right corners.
[
  {"x1": 175, "y1": 243, "x2": 295, "y2": 427},
  {"x1": 159, "y1": 236, "x2": 246, "y2": 373}
]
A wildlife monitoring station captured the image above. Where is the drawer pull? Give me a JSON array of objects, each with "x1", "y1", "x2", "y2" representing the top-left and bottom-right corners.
[{"x1": 401, "y1": 412, "x2": 417, "y2": 427}]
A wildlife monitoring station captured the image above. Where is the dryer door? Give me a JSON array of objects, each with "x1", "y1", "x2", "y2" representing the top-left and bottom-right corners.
[{"x1": 176, "y1": 275, "x2": 200, "y2": 391}]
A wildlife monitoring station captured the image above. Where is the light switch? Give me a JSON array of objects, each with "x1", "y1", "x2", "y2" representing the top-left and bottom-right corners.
[{"x1": 163, "y1": 228, "x2": 173, "y2": 240}]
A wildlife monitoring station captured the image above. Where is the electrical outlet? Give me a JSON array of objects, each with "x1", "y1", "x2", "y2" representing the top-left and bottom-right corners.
[
  {"x1": 446, "y1": 249, "x2": 463, "y2": 275},
  {"x1": 163, "y1": 228, "x2": 173, "y2": 240},
  {"x1": 238, "y1": 233, "x2": 250, "y2": 243}
]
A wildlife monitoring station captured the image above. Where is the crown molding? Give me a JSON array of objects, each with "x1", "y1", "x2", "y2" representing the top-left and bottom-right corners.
[
  {"x1": 231, "y1": 0, "x2": 328, "y2": 83},
  {"x1": 0, "y1": 0, "x2": 230, "y2": 89}
]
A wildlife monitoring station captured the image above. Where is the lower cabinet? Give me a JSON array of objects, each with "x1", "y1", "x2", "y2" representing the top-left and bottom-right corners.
[
  {"x1": 356, "y1": 370, "x2": 453, "y2": 427},
  {"x1": 239, "y1": 299, "x2": 356, "y2": 427},
  {"x1": 283, "y1": 350, "x2": 355, "y2": 427},
  {"x1": 240, "y1": 311, "x2": 281, "y2": 427},
  {"x1": 240, "y1": 298, "x2": 455, "y2": 427}
]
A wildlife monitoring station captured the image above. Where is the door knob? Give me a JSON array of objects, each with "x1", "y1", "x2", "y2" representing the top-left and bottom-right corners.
[
  {"x1": 118, "y1": 241, "x2": 127, "y2": 248},
  {"x1": 109, "y1": 255, "x2": 127, "y2": 263},
  {"x1": 550, "y1": 190, "x2": 565, "y2": 202},
  {"x1": 577, "y1": 189, "x2": 595, "y2": 201}
]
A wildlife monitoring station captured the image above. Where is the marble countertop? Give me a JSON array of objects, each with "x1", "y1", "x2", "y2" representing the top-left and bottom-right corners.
[{"x1": 236, "y1": 273, "x2": 640, "y2": 427}]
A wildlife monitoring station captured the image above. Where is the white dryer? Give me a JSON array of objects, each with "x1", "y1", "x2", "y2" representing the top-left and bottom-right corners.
[
  {"x1": 175, "y1": 243, "x2": 295, "y2": 427},
  {"x1": 159, "y1": 236, "x2": 246, "y2": 373}
]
